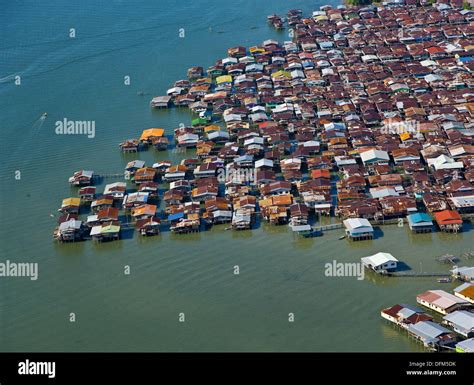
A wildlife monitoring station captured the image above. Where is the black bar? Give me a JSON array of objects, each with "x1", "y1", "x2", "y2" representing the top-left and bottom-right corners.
[{"x1": 0, "y1": 353, "x2": 473, "y2": 384}]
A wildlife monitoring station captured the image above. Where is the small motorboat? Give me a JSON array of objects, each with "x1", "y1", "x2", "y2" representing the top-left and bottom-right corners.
[
  {"x1": 303, "y1": 230, "x2": 322, "y2": 238},
  {"x1": 41, "y1": 112, "x2": 48, "y2": 118},
  {"x1": 338, "y1": 235, "x2": 346, "y2": 240}
]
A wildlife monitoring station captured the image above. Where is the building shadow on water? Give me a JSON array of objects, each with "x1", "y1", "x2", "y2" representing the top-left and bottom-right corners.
[
  {"x1": 120, "y1": 228, "x2": 135, "y2": 240},
  {"x1": 373, "y1": 226, "x2": 384, "y2": 239},
  {"x1": 396, "y1": 261, "x2": 411, "y2": 272}
]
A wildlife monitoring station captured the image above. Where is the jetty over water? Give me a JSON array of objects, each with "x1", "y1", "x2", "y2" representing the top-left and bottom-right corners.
[{"x1": 384, "y1": 271, "x2": 451, "y2": 278}]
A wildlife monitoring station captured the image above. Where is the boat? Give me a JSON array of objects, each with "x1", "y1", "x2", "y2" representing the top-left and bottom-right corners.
[
  {"x1": 303, "y1": 230, "x2": 322, "y2": 238},
  {"x1": 41, "y1": 112, "x2": 48, "y2": 118},
  {"x1": 437, "y1": 277, "x2": 451, "y2": 283},
  {"x1": 338, "y1": 235, "x2": 346, "y2": 240}
]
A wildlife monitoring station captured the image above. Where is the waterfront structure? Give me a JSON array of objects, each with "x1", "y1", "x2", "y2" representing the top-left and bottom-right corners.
[
  {"x1": 123, "y1": 192, "x2": 149, "y2": 209},
  {"x1": 170, "y1": 215, "x2": 200, "y2": 234},
  {"x1": 417, "y1": 290, "x2": 472, "y2": 315},
  {"x1": 131, "y1": 204, "x2": 157, "y2": 221},
  {"x1": 407, "y1": 213, "x2": 433, "y2": 233},
  {"x1": 133, "y1": 167, "x2": 157, "y2": 185},
  {"x1": 91, "y1": 198, "x2": 114, "y2": 213},
  {"x1": 140, "y1": 128, "x2": 165, "y2": 144},
  {"x1": 442, "y1": 311, "x2": 474, "y2": 338},
  {"x1": 55, "y1": 2, "x2": 474, "y2": 245},
  {"x1": 343, "y1": 218, "x2": 374, "y2": 240},
  {"x1": 211, "y1": 210, "x2": 232, "y2": 224},
  {"x1": 150, "y1": 96, "x2": 172, "y2": 108},
  {"x1": 54, "y1": 219, "x2": 83, "y2": 242},
  {"x1": 451, "y1": 266, "x2": 474, "y2": 282},
  {"x1": 434, "y1": 210, "x2": 463, "y2": 232},
  {"x1": 381, "y1": 304, "x2": 432, "y2": 329},
  {"x1": 103, "y1": 182, "x2": 127, "y2": 201},
  {"x1": 136, "y1": 218, "x2": 161, "y2": 236},
  {"x1": 454, "y1": 283, "x2": 474, "y2": 303},
  {"x1": 90, "y1": 223, "x2": 121, "y2": 242},
  {"x1": 59, "y1": 198, "x2": 81, "y2": 214},
  {"x1": 68, "y1": 170, "x2": 94, "y2": 186},
  {"x1": 78, "y1": 186, "x2": 96, "y2": 202},
  {"x1": 361, "y1": 252, "x2": 399, "y2": 273},
  {"x1": 406, "y1": 321, "x2": 456, "y2": 350},
  {"x1": 232, "y1": 209, "x2": 252, "y2": 230},
  {"x1": 97, "y1": 207, "x2": 119, "y2": 223},
  {"x1": 456, "y1": 338, "x2": 474, "y2": 353},
  {"x1": 119, "y1": 139, "x2": 140, "y2": 153}
]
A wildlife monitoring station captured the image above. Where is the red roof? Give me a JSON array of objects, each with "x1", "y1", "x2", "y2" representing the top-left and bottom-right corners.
[
  {"x1": 426, "y1": 46, "x2": 445, "y2": 54},
  {"x1": 311, "y1": 169, "x2": 331, "y2": 179}
]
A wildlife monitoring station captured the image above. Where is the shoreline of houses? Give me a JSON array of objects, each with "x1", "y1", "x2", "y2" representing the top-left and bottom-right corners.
[
  {"x1": 381, "y1": 269, "x2": 474, "y2": 351},
  {"x1": 54, "y1": 0, "x2": 474, "y2": 243}
]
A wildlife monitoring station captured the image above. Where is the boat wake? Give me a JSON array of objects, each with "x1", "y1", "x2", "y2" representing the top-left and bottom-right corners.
[
  {"x1": 32, "y1": 114, "x2": 47, "y2": 131},
  {"x1": 0, "y1": 74, "x2": 17, "y2": 84}
]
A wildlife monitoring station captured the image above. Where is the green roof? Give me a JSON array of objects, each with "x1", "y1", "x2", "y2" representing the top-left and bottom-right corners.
[
  {"x1": 192, "y1": 118, "x2": 207, "y2": 126},
  {"x1": 101, "y1": 225, "x2": 120, "y2": 234}
]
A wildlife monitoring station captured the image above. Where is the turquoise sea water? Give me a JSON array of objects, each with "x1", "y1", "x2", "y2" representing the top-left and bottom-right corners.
[{"x1": 1, "y1": 0, "x2": 473, "y2": 352}]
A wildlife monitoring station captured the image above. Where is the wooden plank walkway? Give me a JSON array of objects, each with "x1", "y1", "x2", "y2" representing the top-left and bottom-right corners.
[
  {"x1": 93, "y1": 174, "x2": 125, "y2": 179},
  {"x1": 386, "y1": 271, "x2": 450, "y2": 278},
  {"x1": 313, "y1": 223, "x2": 343, "y2": 231}
]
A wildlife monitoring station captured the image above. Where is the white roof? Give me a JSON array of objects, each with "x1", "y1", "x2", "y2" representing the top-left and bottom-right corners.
[
  {"x1": 90, "y1": 226, "x2": 102, "y2": 236},
  {"x1": 212, "y1": 210, "x2": 232, "y2": 218},
  {"x1": 420, "y1": 59, "x2": 438, "y2": 67},
  {"x1": 223, "y1": 114, "x2": 242, "y2": 123},
  {"x1": 361, "y1": 252, "x2": 398, "y2": 267},
  {"x1": 59, "y1": 219, "x2": 82, "y2": 231},
  {"x1": 222, "y1": 57, "x2": 238, "y2": 65},
  {"x1": 281, "y1": 158, "x2": 301, "y2": 166},
  {"x1": 255, "y1": 159, "x2": 274, "y2": 169},
  {"x1": 418, "y1": 290, "x2": 469, "y2": 309},
  {"x1": 290, "y1": 224, "x2": 312, "y2": 232},
  {"x1": 343, "y1": 218, "x2": 372, "y2": 230},
  {"x1": 449, "y1": 196, "x2": 474, "y2": 209},
  {"x1": 334, "y1": 156, "x2": 357, "y2": 166},
  {"x1": 302, "y1": 140, "x2": 320, "y2": 147},
  {"x1": 443, "y1": 311, "x2": 474, "y2": 331},
  {"x1": 429, "y1": 154, "x2": 463, "y2": 170},
  {"x1": 244, "y1": 136, "x2": 264, "y2": 146},
  {"x1": 87, "y1": 215, "x2": 98, "y2": 223}
]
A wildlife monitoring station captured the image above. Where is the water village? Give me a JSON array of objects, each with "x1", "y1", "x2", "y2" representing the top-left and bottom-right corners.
[{"x1": 54, "y1": 0, "x2": 474, "y2": 244}]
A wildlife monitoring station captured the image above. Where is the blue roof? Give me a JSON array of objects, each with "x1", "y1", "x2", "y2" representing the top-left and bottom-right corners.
[
  {"x1": 408, "y1": 212, "x2": 432, "y2": 224},
  {"x1": 168, "y1": 212, "x2": 184, "y2": 221}
]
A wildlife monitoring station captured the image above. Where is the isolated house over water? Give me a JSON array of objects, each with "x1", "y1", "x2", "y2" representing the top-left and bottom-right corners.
[
  {"x1": 407, "y1": 213, "x2": 433, "y2": 233},
  {"x1": 343, "y1": 218, "x2": 374, "y2": 240},
  {"x1": 361, "y1": 252, "x2": 399, "y2": 273}
]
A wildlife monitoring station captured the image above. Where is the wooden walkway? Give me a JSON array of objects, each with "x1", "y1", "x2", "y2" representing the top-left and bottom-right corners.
[
  {"x1": 93, "y1": 173, "x2": 125, "y2": 179},
  {"x1": 313, "y1": 223, "x2": 343, "y2": 231},
  {"x1": 385, "y1": 271, "x2": 450, "y2": 278}
]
